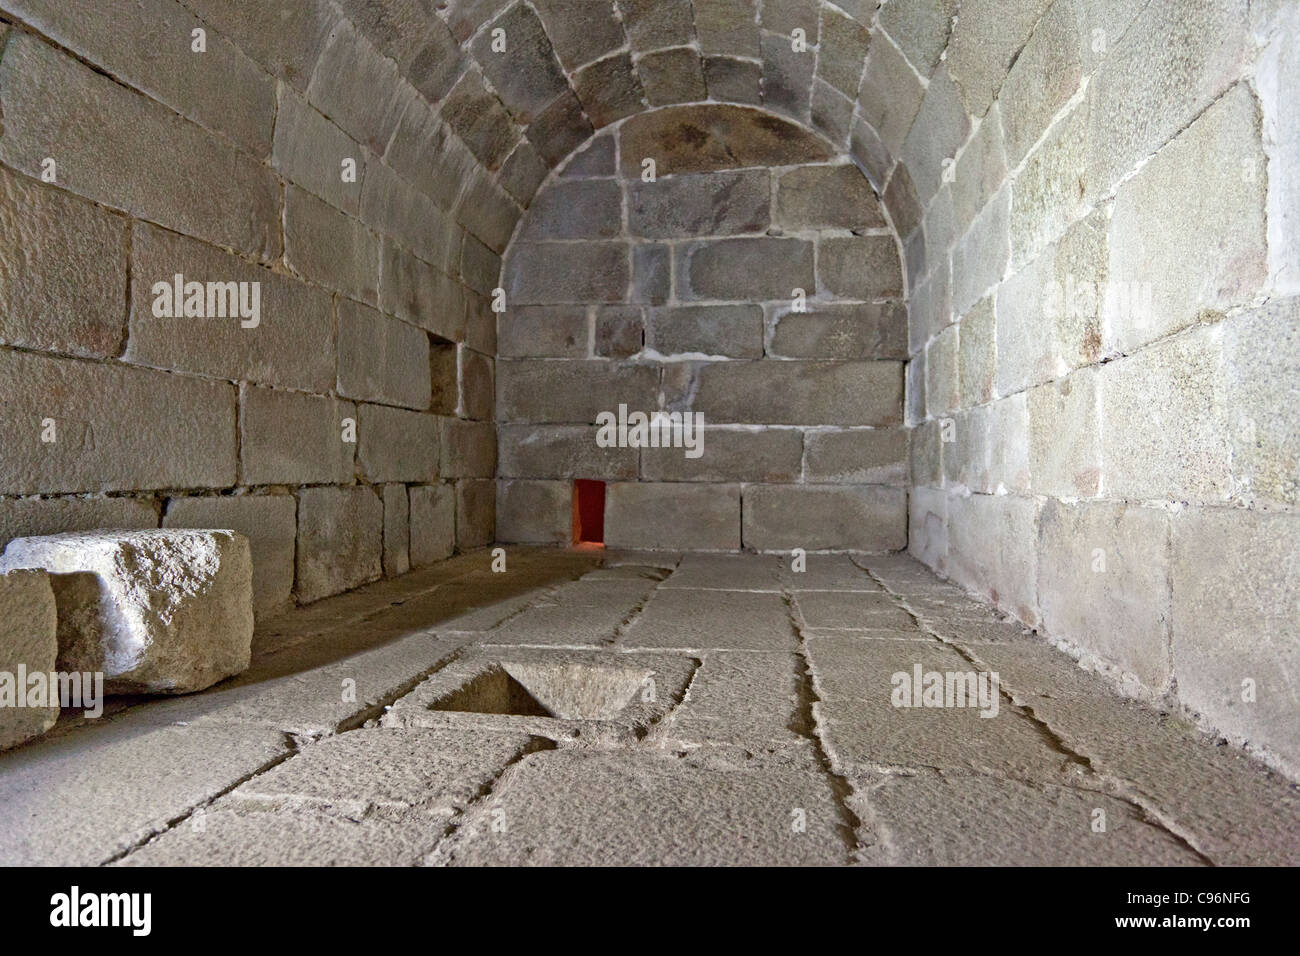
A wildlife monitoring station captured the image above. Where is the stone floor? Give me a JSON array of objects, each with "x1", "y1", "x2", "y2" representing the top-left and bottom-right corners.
[{"x1": 2, "y1": 548, "x2": 1296, "y2": 866}]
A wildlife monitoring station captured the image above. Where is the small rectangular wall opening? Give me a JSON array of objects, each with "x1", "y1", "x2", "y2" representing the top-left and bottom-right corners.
[{"x1": 572, "y1": 479, "x2": 606, "y2": 548}]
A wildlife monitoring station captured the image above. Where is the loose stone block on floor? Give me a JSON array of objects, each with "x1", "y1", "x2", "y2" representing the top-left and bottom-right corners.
[{"x1": 0, "y1": 530, "x2": 253, "y2": 694}]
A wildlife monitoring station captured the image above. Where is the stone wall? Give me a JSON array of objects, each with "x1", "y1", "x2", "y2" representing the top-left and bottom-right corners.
[
  {"x1": 0, "y1": 0, "x2": 506, "y2": 614},
  {"x1": 497, "y1": 105, "x2": 908, "y2": 551}
]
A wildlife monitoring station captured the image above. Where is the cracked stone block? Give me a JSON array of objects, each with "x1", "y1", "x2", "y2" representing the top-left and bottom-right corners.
[
  {"x1": 606, "y1": 483, "x2": 741, "y2": 551},
  {"x1": 0, "y1": 530, "x2": 253, "y2": 694},
  {"x1": 0, "y1": 569, "x2": 58, "y2": 750},
  {"x1": 944, "y1": 0, "x2": 1054, "y2": 117},
  {"x1": 0, "y1": 710, "x2": 289, "y2": 865},
  {"x1": 877, "y1": 0, "x2": 958, "y2": 75},
  {"x1": 427, "y1": 749, "x2": 849, "y2": 865},
  {"x1": 231, "y1": 728, "x2": 541, "y2": 818},
  {"x1": 855, "y1": 772, "x2": 1201, "y2": 866}
]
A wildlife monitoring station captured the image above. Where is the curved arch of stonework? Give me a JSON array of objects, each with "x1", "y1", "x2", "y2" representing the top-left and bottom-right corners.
[{"x1": 495, "y1": 103, "x2": 910, "y2": 552}]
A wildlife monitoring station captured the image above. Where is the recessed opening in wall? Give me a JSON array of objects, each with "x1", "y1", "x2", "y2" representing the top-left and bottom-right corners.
[{"x1": 572, "y1": 479, "x2": 606, "y2": 548}]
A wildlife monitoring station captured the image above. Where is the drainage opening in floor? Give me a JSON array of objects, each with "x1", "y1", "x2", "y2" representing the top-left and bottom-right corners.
[
  {"x1": 572, "y1": 479, "x2": 605, "y2": 548},
  {"x1": 427, "y1": 662, "x2": 650, "y2": 720}
]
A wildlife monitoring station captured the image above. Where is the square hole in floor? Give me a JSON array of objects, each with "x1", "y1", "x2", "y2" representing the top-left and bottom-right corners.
[{"x1": 427, "y1": 662, "x2": 651, "y2": 721}]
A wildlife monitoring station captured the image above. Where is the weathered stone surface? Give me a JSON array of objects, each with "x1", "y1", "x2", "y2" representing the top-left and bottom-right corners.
[
  {"x1": 810, "y1": 79, "x2": 854, "y2": 147},
  {"x1": 409, "y1": 484, "x2": 455, "y2": 567},
  {"x1": 944, "y1": 0, "x2": 1054, "y2": 117},
  {"x1": 561, "y1": 133, "x2": 617, "y2": 178},
  {"x1": 499, "y1": 425, "x2": 637, "y2": 480},
  {"x1": 694, "y1": 360, "x2": 902, "y2": 426},
  {"x1": 957, "y1": 295, "x2": 996, "y2": 408},
  {"x1": 127, "y1": 222, "x2": 335, "y2": 392},
  {"x1": 703, "y1": 56, "x2": 763, "y2": 104},
  {"x1": 695, "y1": 0, "x2": 760, "y2": 58},
  {"x1": 498, "y1": 306, "x2": 589, "y2": 358},
  {"x1": 900, "y1": 65, "x2": 971, "y2": 203},
  {"x1": 338, "y1": 301, "x2": 432, "y2": 410},
  {"x1": 649, "y1": 305, "x2": 763, "y2": 357},
  {"x1": 163, "y1": 495, "x2": 296, "y2": 617},
  {"x1": 471, "y1": 1, "x2": 567, "y2": 124},
  {"x1": 663, "y1": 651, "x2": 805, "y2": 748},
  {"x1": 770, "y1": 303, "x2": 907, "y2": 360},
  {"x1": 180, "y1": 0, "x2": 339, "y2": 92},
  {"x1": 877, "y1": 0, "x2": 958, "y2": 74},
  {"x1": 680, "y1": 238, "x2": 814, "y2": 300},
  {"x1": 284, "y1": 186, "x2": 379, "y2": 303},
  {"x1": 498, "y1": 140, "x2": 550, "y2": 205},
  {"x1": 619, "y1": 105, "x2": 833, "y2": 177},
  {"x1": 307, "y1": 19, "x2": 405, "y2": 155},
  {"x1": 520, "y1": 179, "x2": 623, "y2": 240},
  {"x1": 606, "y1": 483, "x2": 740, "y2": 551},
  {"x1": 1107, "y1": 84, "x2": 1267, "y2": 353},
  {"x1": 622, "y1": 587, "x2": 795, "y2": 650},
  {"x1": 946, "y1": 492, "x2": 1041, "y2": 626},
  {"x1": 744, "y1": 484, "x2": 907, "y2": 552},
  {"x1": 1027, "y1": 367, "x2": 1102, "y2": 497},
  {"x1": 925, "y1": 324, "x2": 960, "y2": 418},
  {"x1": 441, "y1": 418, "x2": 497, "y2": 479},
  {"x1": 0, "y1": 33, "x2": 279, "y2": 259},
  {"x1": 0, "y1": 497, "x2": 158, "y2": 553},
  {"x1": 632, "y1": 244, "x2": 671, "y2": 305},
  {"x1": 818, "y1": 236, "x2": 903, "y2": 299},
  {"x1": 629, "y1": 171, "x2": 771, "y2": 239},
  {"x1": 456, "y1": 479, "x2": 494, "y2": 550},
  {"x1": 618, "y1": 0, "x2": 694, "y2": 50},
  {"x1": 1171, "y1": 509, "x2": 1300, "y2": 772},
  {"x1": 382, "y1": 485, "x2": 410, "y2": 578},
  {"x1": 794, "y1": 590, "x2": 916, "y2": 629},
  {"x1": 775, "y1": 163, "x2": 884, "y2": 231},
  {"x1": 637, "y1": 47, "x2": 708, "y2": 106},
  {"x1": 573, "y1": 54, "x2": 645, "y2": 128},
  {"x1": 497, "y1": 361, "x2": 658, "y2": 424},
  {"x1": 0, "y1": 166, "x2": 125, "y2": 359},
  {"x1": 804, "y1": 429, "x2": 907, "y2": 485},
  {"x1": 817, "y1": 5, "x2": 870, "y2": 97},
  {"x1": 0, "y1": 569, "x2": 58, "y2": 750},
  {"x1": 380, "y1": 240, "x2": 468, "y2": 343},
  {"x1": 436, "y1": 68, "x2": 518, "y2": 171},
  {"x1": 429, "y1": 749, "x2": 847, "y2": 865},
  {"x1": 240, "y1": 385, "x2": 355, "y2": 486},
  {"x1": 641, "y1": 428, "x2": 803, "y2": 483},
  {"x1": 273, "y1": 86, "x2": 364, "y2": 216},
  {"x1": 857, "y1": 34, "x2": 926, "y2": 155},
  {"x1": 357, "y1": 404, "x2": 439, "y2": 484},
  {"x1": 1039, "y1": 500, "x2": 1172, "y2": 690},
  {"x1": 594, "y1": 306, "x2": 645, "y2": 358},
  {"x1": 0, "y1": 530, "x2": 253, "y2": 693},
  {"x1": 529, "y1": 91, "x2": 596, "y2": 167},
  {"x1": 0, "y1": 350, "x2": 236, "y2": 495},
  {"x1": 495, "y1": 480, "x2": 571, "y2": 544},
  {"x1": 295, "y1": 487, "x2": 383, "y2": 603},
  {"x1": 951, "y1": 185, "x2": 1010, "y2": 317},
  {"x1": 504, "y1": 242, "x2": 630, "y2": 304},
  {"x1": 535, "y1": 0, "x2": 626, "y2": 70}
]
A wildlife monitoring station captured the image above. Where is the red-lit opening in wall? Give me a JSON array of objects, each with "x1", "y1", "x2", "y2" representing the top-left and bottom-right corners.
[{"x1": 572, "y1": 479, "x2": 606, "y2": 548}]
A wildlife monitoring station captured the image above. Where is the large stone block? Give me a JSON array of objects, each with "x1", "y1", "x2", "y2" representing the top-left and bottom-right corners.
[
  {"x1": 179, "y1": 0, "x2": 340, "y2": 92},
  {"x1": 775, "y1": 163, "x2": 884, "y2": 231},
  {"x1": 996, "y1": 0, "x2": 1085, "y2": 170},
  {"x1": 409, "y1": 484, "x2": 455, "y2": 567},
  {"x1": 1038, "y1": 499, "x2": 1172, "y2": 690},
  {"x1": 742, "y1": 485, "x2": 907, "y2": 551},
  {"x1": 497, "y1": 360, "x2": 658, "y2": 424},
  {"x1": 1171, "y1": 509, "x2": 1300, "y2": 771},
  {"x1": 0, "y1": 33, "x2": 279, "y2": 259},
  {"x1": 0, "y1": 350, "x2": 235, "y2": 495},
  {"x1": 337, "y1": 301, "x2": 431, "y2": 410},
  {"x1": 769, "y1": 302, "x2": 907, "y2": 360},
  {"x1": 0, "y1": 497, "x2": 157, "y2": 552},
  {"x1": 456, "y1": 478, "x2": 495, "y2": 550},
  {"x1": 817, "y1": 236, "x2": 903, "y2": 299},
  {"x1": 636, "y1": 47, "x2": 708, "y2": 106},
  {"x1": 957, "y1": 295, "x2": 997, "y2": 408},
  {"x1": 760, "y1": 29, "x2": 814, "y2": 122},
  {"x1": 946, "y1": 492, "x2": 1040, "y2": 626},
  {"x1": 498, "y1": 306, "x2": 589, "y2": 358},
  {"x1": 380, "y1": 239, "x2": 468, "y2": 344},
  {"x1": 1009, "y1": 100, "x2": 1090, "y2": 269},
  {"x1": 471, "y1": 1, "x2": 568, "y2": 124},
  {"x1": 529, "y1": 91, "x2": 595, "y2": 167},
  {"x1": 498, "y1": 425, "x2": 637, "y2": 480},
  {"x1": 0, "y1": 569, "x2": 58, "y2": 750},
  {"x1": 520, "y1": 178, "x2": 622, "y2": 241},
  {"x1": 496, "y1": 479, "x2": 571, "y2": 544},
  {"x1": 703, "y1": 56, "x2": 763, "y2": 105},
  {"x1": 816, "y1": 5, "x2": 870, "y2": 98},
  {"x1": 618, "y1": 105, "x2": 832, "y2": 177},
  {"x1": 239, "y1": 385, "x2": 355, "y2": 486},
  {"x1": 127, "y1": 222, "x2": 335, "y2": 393},
  {"x1": 648, "y1": 305, "x2": 763, "y2": 358},
  {"x1": 629, "y1": 170, "x2": 770, "y2": 239},
  {"x1": 877, "y1": 0, "x2": 959, "y2": 75},
  {"x1": 618, "y1": 0, "x2": 694, "y2": 50},
  {"x1": 306, "y1": 19, "x2": 406, "y2": 152},
  {"x1": 695, "y1": 0, "x2": 760, "y2": 57},
  {"x1": 1027, "y1": 366, "x2": 1102, "y2": 498},
  {"x1": 458, "y1": 348, "x2": 495, "y2": 421},
  {"x1": 295, "y1": 487, "x2": 382, "y2": 603},
  {"x1": 951, "y1": 184, "x2": 1010, "y2": 318},
  {"x1": 804, "y1": 429, "x2": 907, "y2": 485},
  {"x1": 163, "y1": 495, "x2": 296, "y2": 617},
  {"x1": 857, "y1": 35, "x2": 925, "y2": 156},
  {"x1": 899, "y1": 65, "x2": 971, "y2": 202},
  {"x1": 679, "y1": 238, "x2": 814, "y2": 300},
  {"x1": 0, "y1": 530, "x2": 253, "y2": 693},
  {"x1": 441, "y1": 419, "x2": 497, "y2": 479},
  {"x1": 694, "y1": 360, "x2": 903, "y2": 426},
  {"x1": 641, "y1": 428, "x2": 803, "y2": 483},
  {"x1": 357, "y1": 404, "x2": 439, "y2": 484},
  {"x1": 908, "y1": 484, "x2": 948, "y2": 571},
  {"x1": 1106, "y1": 83, "x2": 1267, "y2": 354},
  {"x1": 573, "y1": 53, "x2": 645, "y2": 128},
  {"x1": 382, "y1": 484, "x2": 410, "y2": 578},
  {"x1": 283, "y1": 186, "x2": 379, "y2": 304},
  {"x1": 924, "y1": 324, "x2": 960, "y2": 418},
  {"x1": 504, "y1": 242, "x2": 630, "y2": 304},
  {"x1": 943, "y1": 0, "x2": 1054, "y2": 117},
  {"x1": 0, "y1": 166, "x2": 126, "y2": 359},
  {"x1": 360, "y1": 160, "x2": 460, "y2": 273},
  {"x1": 535, "y1": 0, "x2": 626, "y2": 70},
  {"x1": 606, "y1": 483, "x2": 741, "y2": 551},
  {"x1": 272, "y1": 86, "x2": 365, "y2": 216}
]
